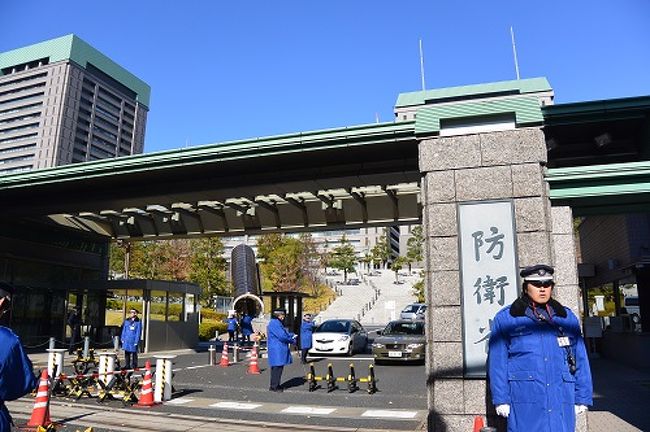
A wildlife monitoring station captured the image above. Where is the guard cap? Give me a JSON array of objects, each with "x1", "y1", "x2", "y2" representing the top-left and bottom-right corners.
[{"x1": 520, "y1": 264, "x2": 555, "y2": 282}]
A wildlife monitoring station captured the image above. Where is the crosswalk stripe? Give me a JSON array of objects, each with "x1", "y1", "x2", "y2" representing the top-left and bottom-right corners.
[
  {"x1": 210, "y1": 401, "x2": 261, "y2": 410},
  {"x1": 282, "y1": 406, "x2": 336, "y2": 415},
  {"x1": 361, "y1": 409, "x2": 418, "y2": 419},
  {"x1": 166, "y1": 398, "x2": 194, "y2": 405}
]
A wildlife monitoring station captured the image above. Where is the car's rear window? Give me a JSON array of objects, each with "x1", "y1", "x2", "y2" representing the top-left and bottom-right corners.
[
  {"x1": 402, "y1": 305, "x2": 420, "y2": 313},
  {"x1": 316, "y1": 320, "x2": 351, "y2": 333},
  {"x1": 384, "y1": 321, "x2": 424, "y2": 335}
]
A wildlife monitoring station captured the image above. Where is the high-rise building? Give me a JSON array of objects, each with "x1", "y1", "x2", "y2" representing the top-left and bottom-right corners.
[{"x1": 0, "y1": 34, "x2": 150, "y2": 174}]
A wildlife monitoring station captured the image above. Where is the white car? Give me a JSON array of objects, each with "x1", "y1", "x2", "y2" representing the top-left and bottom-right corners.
[{"x1": 309, "y1": 319, "x2": 368, "y2": 356}]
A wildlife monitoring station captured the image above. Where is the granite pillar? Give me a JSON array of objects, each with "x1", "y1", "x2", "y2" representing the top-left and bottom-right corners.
[{"x1": 420, "y1": 129, "x2": 585, "y2": 431}]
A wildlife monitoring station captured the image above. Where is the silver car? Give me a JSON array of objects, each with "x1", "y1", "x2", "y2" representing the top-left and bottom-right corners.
[
  {"x1": 372, "y1": 320, "x2": 426, "y2": 363},
  {"x1": 400, "y1": 303, "x2": 426, "y2": 320}
]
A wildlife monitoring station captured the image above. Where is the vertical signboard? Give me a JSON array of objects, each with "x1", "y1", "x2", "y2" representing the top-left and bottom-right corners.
[{"x1": 459, "y1": 201, "x2": 518, "y2": 377}]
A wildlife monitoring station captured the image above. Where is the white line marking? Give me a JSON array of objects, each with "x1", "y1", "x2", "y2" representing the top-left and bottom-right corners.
[
  {"x1": 282, "y1": 406, "x2": 336, "y2": 415},
  {"x1": 172, "y1": 368, "x2": 181, "y2": 372},
  {"x1": 166, "y1": 398, "x2": 194, "y2": 405},
  {"x1": 184, "y1": 365, "x2": 211, "y2": 370},
  {"x1": 210, "y1": 401, "x2": 261, "y2": 410},
  {"x1": 307, "y1": 356, "x2": 374, "y2": 361},
  {"x1": 361, "y1": 410, "x2": 418, "y2": 419}
]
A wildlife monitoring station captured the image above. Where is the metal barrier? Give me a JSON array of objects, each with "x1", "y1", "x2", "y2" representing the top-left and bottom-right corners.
[{"x1": 307, "y1": 362, "x2": 377, "y2": 394}]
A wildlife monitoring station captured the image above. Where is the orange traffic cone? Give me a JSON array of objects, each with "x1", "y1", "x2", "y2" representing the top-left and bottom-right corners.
[
  {"x1": 219, "y1": 342, "x2": 230, "y2": 367},
  {"x1": 136, "y1": 360, "x2": 155, "y2": 407},
  {"x1": 247, "y1": 343, "x2": 261, "y2": 374},
  {"x1": 27, "y1": 369, "x2": 52, "y2": 428},
  {"x1": 472, "y1": 415, "x2": 485, "y2": 432}
]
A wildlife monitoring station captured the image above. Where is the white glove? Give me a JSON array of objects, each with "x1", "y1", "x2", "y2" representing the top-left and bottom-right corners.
[
  {"x1": 575, "y1": 405, "x2": 588, "y2": 415},
  {"x1": 496, "y1": 404, "x2": 510, "y2": 418}
]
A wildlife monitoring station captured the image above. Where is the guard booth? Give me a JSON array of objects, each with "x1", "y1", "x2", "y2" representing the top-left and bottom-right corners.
[
  {"x1": 76, "y1": 279, "x2": 201, "y2": 353},
  {"x1": 265, "y1": 291, "x2": 310, "y2": 335}
]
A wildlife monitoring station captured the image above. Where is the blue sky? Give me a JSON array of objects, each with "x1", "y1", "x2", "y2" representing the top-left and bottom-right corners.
[{"x1": 1, "y1": 1, "x2": 649, "y2": 153}]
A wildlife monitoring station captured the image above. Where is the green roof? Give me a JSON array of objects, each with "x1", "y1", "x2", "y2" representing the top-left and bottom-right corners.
[
  {"x1": 414, "y1": 95, "x2": 545, "y2": 135},
  {"x1": 395, "y1": 77, "x2": 552, "y2": 108},
  {"x1": 0, "y1": 34, "x2": 151, "y2": 108},
  {"x1": 0, "y1": 120, "x2": 416, "y2": 189}
]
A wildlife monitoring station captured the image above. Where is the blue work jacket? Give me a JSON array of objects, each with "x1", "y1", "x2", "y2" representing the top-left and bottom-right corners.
[
  {"x1": 240, "y1": 315, "x2": 254, "y2": 336},
  {"x1": 227, "y1": 317, "x2": 238, "y2": 332},
  {"x1": 120, "y1": 317, "x2": 142, "y2": 353},
  {"x1": 299, "y1": 320, "x2": 316, "y2": 350},
  {"x1": 267, "y1": 317, "x2": 296, "y2": 367},
  {"x1": 488, "y1": 297, "x2": 593, "y2": 432},
  {"x1": 0, "y1": 326, "x2": 37, "y2": 432}
]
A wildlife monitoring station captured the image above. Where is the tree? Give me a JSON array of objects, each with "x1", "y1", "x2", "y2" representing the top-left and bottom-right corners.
[
  {"x1": 265, "y1": 238, "x2": 304, "y2": 292},
  {"x1": 189, "y1": 237, "x2": 228, "y2": 306},
  {"x1": 392, "y1": 256, "x2": 408, "y2": 283},
  {"x1": 371, "y1": 229, "x2": 391, "y2": 269},
  {"x1": 256, "y1": 233, "x2": 284, "y2": 262},
  {"x1": 360, "y1": 253, "x2": 372, "y2": 274},
  {"x1": 162, "y1": 239, "x2": 192, "y2": 281},
  {"x1": 412, "y1": 276, "x2": 425, "y2": 303},
  {"x1": 330, "y1": 236, "x2": 357, "y2": 282},
  {"x1": 131, "y1": 241, "x2": 168, "y2": 279},
  {"x1": 406, "y1": 225, "x2": 424, "y2": 274}
]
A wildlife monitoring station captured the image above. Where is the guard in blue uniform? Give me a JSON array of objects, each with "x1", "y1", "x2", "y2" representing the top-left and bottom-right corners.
[
  {"x1": 488, "y1": 265, "x2": 593, "y2": 432},
  {"x1": 299, "y1": 314, "x2": 315, "y2": 364},
  {"x1": 266, "y1": 308, "x2": 297, "y2": 392},
  {"x1": 120, "y1": 308, "x2": 142, "y2": 369},
  {"x1": 226, "y1": 313, "x2": 239, "y2": 342},
  {"x1": 0, "y1": 282, "x2": 37, "y2": 432},
  {"x1": 240, "y1": 313, "x2": 254, "y2": 343}
]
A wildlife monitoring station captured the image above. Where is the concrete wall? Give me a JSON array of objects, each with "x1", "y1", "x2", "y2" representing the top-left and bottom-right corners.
[{"x1": 419, "y1": 128, "x2": 585, "y2": 431}]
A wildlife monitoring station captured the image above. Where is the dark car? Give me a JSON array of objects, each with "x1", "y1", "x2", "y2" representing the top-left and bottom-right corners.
[{"x1": 372, "y1": 320, "x2": 425, "y2": 363}]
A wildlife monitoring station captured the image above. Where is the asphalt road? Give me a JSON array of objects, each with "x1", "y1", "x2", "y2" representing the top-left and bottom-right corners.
[{"x1": 23, "y1": 340, "x2": 427, "y2": 431}]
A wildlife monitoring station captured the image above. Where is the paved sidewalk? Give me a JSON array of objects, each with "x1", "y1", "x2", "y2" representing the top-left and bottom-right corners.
[{"x1": 587, "y1": 356, "x2": 650, "y2": 432}]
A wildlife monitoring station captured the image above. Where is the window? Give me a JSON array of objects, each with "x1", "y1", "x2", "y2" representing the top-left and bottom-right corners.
[
  {"x1": 94, "y1": 104, "x2": 119, "y2": 122},
  {"x1": 0, "y1": 132, "x2": 38, "y2": 145},
  {"x1": 0, "y1": 112, "x2": 40, "y2": 125},
  {"x1": 0, "y1": 154, "x2": 33, "y2": 165},
  {"x1": 0, "y1": 122, "x2": 39, "y2": 135},
  {"x1": 167, "y1": 292, "x2": 185, "y2": 322},
  {"x1": 0, "y1": 143, "x2": 36, "y2": 155},
  {"x1": 0, "y1": 165, "x2": 31, "y2": 174},
  {"x1": 0, "y1": 72, "x2": 47, "y2": 89},
  {"x1": 0, "y1": 101, "x2": 42, "y2": 116},
  {"x1": 0, "y1": 82, "x2": 46, "y2": 98},
  {"x1": 149, "y1": 290, "x2": 167, "y2": 321},
  {"x1": 0, "y1": 92, "x2": 45, "y2": 107}
]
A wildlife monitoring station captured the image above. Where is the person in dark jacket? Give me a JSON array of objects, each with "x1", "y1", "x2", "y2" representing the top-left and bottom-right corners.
[
  {"x1": 299, "y1": 314, "x2": 316, "y2": 364},
  {"x1": 266, "y1": 308, "x2": 297, "y2": 392},
  {"x1": 226, "y1": 313, "x2": 239, "y2": 342},
  {"x1": 240, "y1": 313, "x2": 254, "y2": 343},
  {"x1": 120, "y1": 308, "x2": 142, "y2": 369},
  {"x1": 67, "y1": 308, "x2": 82, "y2": 354},
  {"x1": 488, "y1": 264, "x2": 592, "y2": 432},
  {"x1": 0, "y1": 282, "x2": 37, "y2": 431}
]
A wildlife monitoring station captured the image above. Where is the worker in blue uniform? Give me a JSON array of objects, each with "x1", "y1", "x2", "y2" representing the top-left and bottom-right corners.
[
  {"x1": 0, "y1": 282, "x2": 37, "y2": 432},
  {"x1": 240, "y1": 313, "x2": 254, "y2": 343},
  {"x1": 488, "y1": 264, "x2": 593, "y2": 432},
  {"x1": 226, "y1": 313, "x2": 239, "y2": 342},
  {"x1": 299, "y1": 313, "x2": 316, "y2": 364},
  {"x1": 266, "y1": 308, "x2": 297, "y2": 392},
  {"x1": 120, "y1": 308, "x2": 142, "y2": 369}
]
